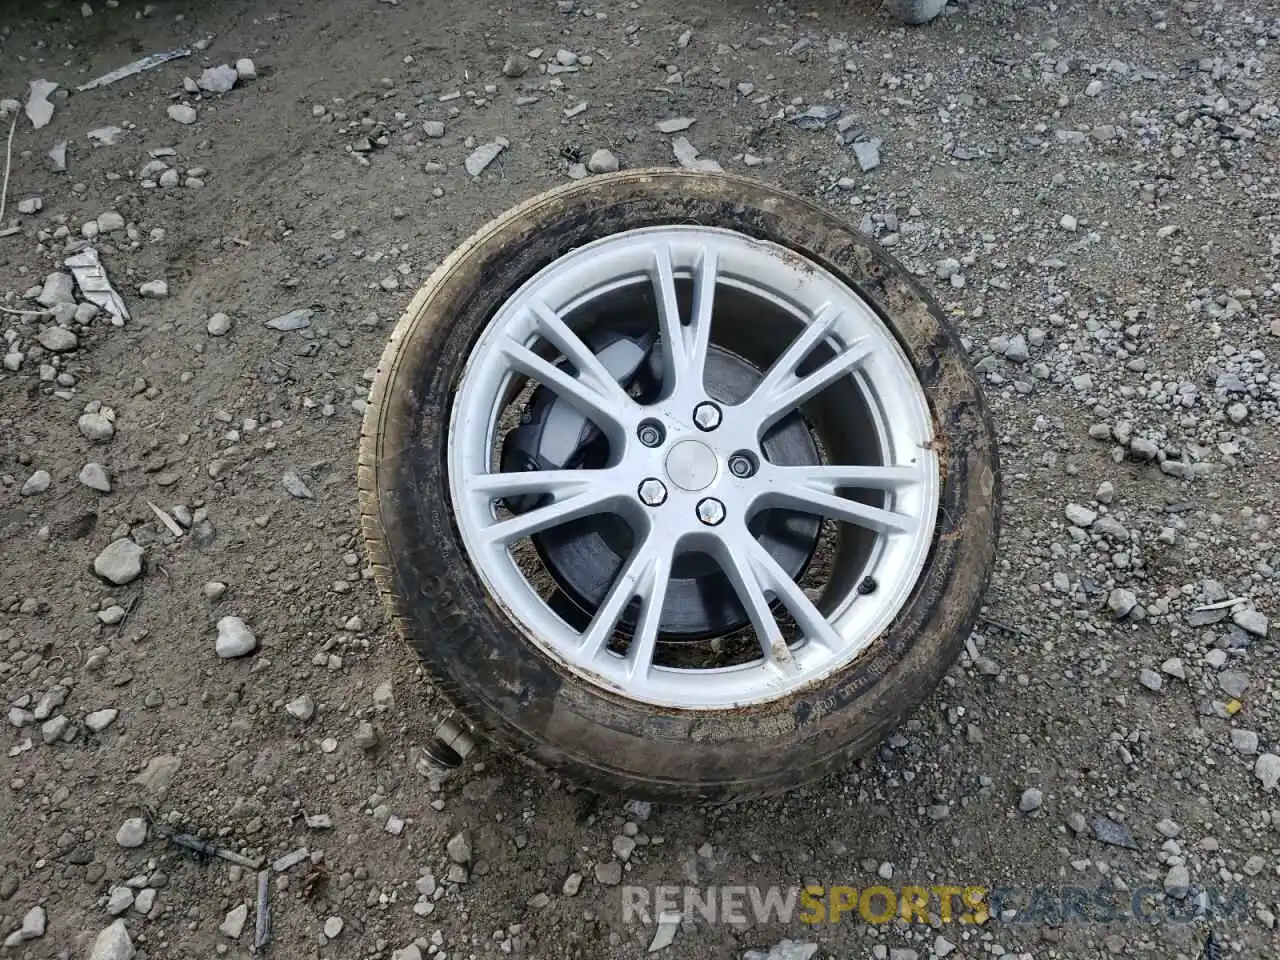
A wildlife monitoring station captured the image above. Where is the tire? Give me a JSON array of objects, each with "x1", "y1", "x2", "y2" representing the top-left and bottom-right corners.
[
  {"x1": 359, "y1": 170, "x2": 999, "y2": 801},
  {"x1": 885, "y1": 0, "x2": 948, "y2": 25}
]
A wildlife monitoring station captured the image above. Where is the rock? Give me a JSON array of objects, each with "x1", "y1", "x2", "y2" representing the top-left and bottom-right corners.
[
  {"x1": 167, "y1": 104, "x2": 197, "y2": 125},
  {"x1": 282, "y1": 471, "x2": 313, "y2": 499},
  {"x1": 204, "y1": 581, "x2": 227, "y2": 601},
  {"x1": 40, "y1": 715, "x2": 69, "y2": 743},
  {"x1": 587, "y1": 148, "x2": 619, "y2": 173},
  {"x1": 77, "y1": 462, "x2": 111, "y2": 492},
  {"x1": 852, "y1": 139, "x2": 881, "y2": 172},
  {"x1": 21, "y1": 470, "x2": 51, "y2": 496},
  {"x1": 220, "y1": 904, "x2": 248, "y2": 938},
  {"x1": 37, "y1": 272, "x2": 75, "y2": 307},
  {"x1": 235, "y1": 58, "x2": 257, "y2": 80},
  {"x1": 1092, "y1": 816, "x2": 1138, "y2": 849},
  {"x1": 1065, "y1": 812, "x2": 1087, "y2": 834},
  {"x1": 1218, "y1": 670, "x2": 1249, "y2": 699},
  {"x1": 116, "y1": 817, "x2": 147, "y2": 848},
  {"x1": 286, "y1": 695, "x2": 314, "y2": 720},
  {"x1": 138, "y1": 280, "x2": 168, "y2": 298},
  {"x1": 133, "y1": 754, "x2": 181, "y2": 796},
  {"x1": 446, "y1": 831, "x2": 472, "y2": 864},
  {"x1": 49, "y1": 140, "x2": 67, "y2": 170},
  {"x1": 2, "y1": 906, "x2": 46, "y2": 946},
  {"x1": 1231, "y1": 608, "x2": 1268, "y2": 637},
  {"x1": 107, "y1": 886, "x2": 134, "y2": 915},
  {"x1": 1060, "y1": 214, "x2": 1079, "y2": 231},
  {"x1": 501, "y1": 56, "x2": 528, "y2": 78},
  {"x1": 39, "y1": 327, "x2": 78, "y2": 351},
  {"x1": 88, "y1": 920, "x2": 134, "y2": 960},
  {"x1": 1163, "y1": 864, "x2": 1190, "y2": 899},
  {"x1": 392, "y1": 947, "x2": 423, "y2": 960},
  {"x1": 1155, "y1": 818, "x2": 1180, "y2": 838},
  {"x1": 1065, "y1": 504, "x2": 1097, "y2": 526},
  {"x1": 671, "y1": 136, "x2": 722, "y2": 173},
  {"x1": 355, "y1": 721, "x2": 378, "y2": 751},
  {"x1": 78, "y1": 413, "x2": 115, "y2": 441},
  {"x1": 265, "y1": 308, "x2": 313, "y2": 331},
  {"x1": 655, "y1": 117, "x2": 696, "y2": 133},
  {"x1": 215, "y1": 616, "x2": 257, "y2": 658},
  {"x1": 94, "y1": 539, "x2": 144, "y2": 585},
  {"x1": 1138, "y1": 668, "x2": 1162, "y2": 692},
  {"x1": 206, "y1": 312, "x2": 232, "y2": 336},
  {"x1": 373, "y1": 680, "x2": 394, "y2": 711},
  {"x1": 594, "y1": 861, "x2": 622, "y2": 885},
  {"x1": 1003, "y1": 334, "x2": 1029, "y2": 363},
  {"x1": 1230, "y1": 729, "x2": 1259, "y2": 755},
  {"x1": 134, "y1": 888, "x2": 155, "y2": 913},
  {"x1": 742, "y1": 941, "x2": 819, "y2": 960},
  {"x1": 465, "y1": 138, "x2": 509, "y2": 177},
  {"x1": 1255, "y1": 753, "x2": 1280, "y2": 792},
  {"x1": 1161, "y1": 658, "x2": 1185, "y2": 680},
  {"x1": 323, "y1": 916, "x2": 344, "y2": 939},
  {"x1": 612, "y1": 835, "x2": 637, "y2": 861},
  {"x1": 197, "y1": 64, "x2": 238, "y2": 93},
  {"x1": 934, "y1": 936, "x2": 956, "y2": 958},
  {"x1": 1109, "y1": 589, "x2": 1138, "y2": 619},
  {"x1": 423, "y1": 120, "x2": 445, "y2": 138},
  {"x1": 85, "y1": 708, "x2": 118, "y2": 732},
  {"x1": 1019, "y1": 788, "x2": 1043, "y2": 812}
]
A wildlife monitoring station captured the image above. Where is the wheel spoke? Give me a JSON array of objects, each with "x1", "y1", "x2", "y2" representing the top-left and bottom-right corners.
[
  {"x1": 760, "y1": 482, "x2": 917, "y2": 535},
  {"x1": 470, "y1": 469, "x2": 600, "y2": 501},
  {"x1": 650, "y1": 244, "x2": 692, "y2": 397},
  {"x1": 578, "y1": 530, "x2": 664, "y2": 657},
  {"x1": 527, "y1": 300, "x2": 636, "y2": 411},
  {"x1": 479, "y1": 476, "x2": 624, "y2": 546},
  {"x1": 743, "y1": 538, "x2": 842, "y2": 652},
  {"x1": 747, "y1": 303, "x2": 840, "y2": 406},
  {"x1": 622, "y1": 547, "x2": 672, "y2": 689},
  {"x1": 767, "y1": 463, "x2": 923, "y2": 493},
  {"x1": 715, "y1": 530, "x2": 801, "y2": 675},
  {"x1": 685, "y1": 246, "x2": 718, "y2": 397},
  {"x1": 500, "y1": 338, "x2": 630, "y2": 437}
]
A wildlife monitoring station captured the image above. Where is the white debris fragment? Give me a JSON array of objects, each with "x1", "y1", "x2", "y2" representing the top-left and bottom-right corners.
[
  {"x1": 88, "y1": 126, "x2": 124, "y2": 146},
  {"x1": 465, "y1": 138, "x2": 509, "y2": 177},
  {"x1": 671, "y1": 136, "x2": 722, "y2": 173},
  {"x1": 76, "y1": 47, "x2": 192, "y2": 92},
  {"x1": 197, "y1": 64, "x2": 239, "y2": 93},
  {"x1": 167, "y1": 103, "x2": 197, "y2": 125},
  {"x1": 25, "y1": 79, "x2": 58, "y2": 129},
  {"x1": 235, "y1": 58, "x2": 257, "y2": 80},
  {"x1": 65, "y1": 247, "x2": 131, "y2": 325}
]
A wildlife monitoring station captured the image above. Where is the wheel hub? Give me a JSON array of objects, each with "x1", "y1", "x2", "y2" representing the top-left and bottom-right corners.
[
  {"x1": 665, "y1": 439, "x2": 719, "y2": 492},
  {"x1": 533, "y1": 344, "x2": 821, "y2": 639}
]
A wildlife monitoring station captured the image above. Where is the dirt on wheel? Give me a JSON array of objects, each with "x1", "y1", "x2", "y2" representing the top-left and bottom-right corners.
[{"x1": 1, "y1": 1, "x2": 1278, "y2": 959}]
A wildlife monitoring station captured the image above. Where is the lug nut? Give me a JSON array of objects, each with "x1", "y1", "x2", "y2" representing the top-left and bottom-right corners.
[
  {"x1": 728, "y1": 453, "x2": 756, "y2": 478},
  {"x1": 692, "y1": 401, "x2": 722, "y2": 432},
  {"x1": 696, "y1": 497, "x2": 726, "y2": 526},
  {"x1": 638, "y1": 478, "x2": 668, "y2": 507},
  {"x1": 637, "y1": 420, "x2": 664, "y2": 448}
]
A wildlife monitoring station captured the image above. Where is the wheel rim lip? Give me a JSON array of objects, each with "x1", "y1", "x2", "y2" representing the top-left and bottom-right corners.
[{"x1": 447, "y1": 225, "x2": 940, "y2": 710}]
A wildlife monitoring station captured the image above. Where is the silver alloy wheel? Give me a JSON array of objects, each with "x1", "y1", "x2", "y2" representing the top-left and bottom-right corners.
[{"x1": 448, "y1": 226, "x2": 940, "y2": 709}]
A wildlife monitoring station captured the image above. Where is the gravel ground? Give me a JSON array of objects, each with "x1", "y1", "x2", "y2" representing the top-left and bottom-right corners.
[{"x1": 2, "y1": 1, "x2": 1279, "y2": 958}]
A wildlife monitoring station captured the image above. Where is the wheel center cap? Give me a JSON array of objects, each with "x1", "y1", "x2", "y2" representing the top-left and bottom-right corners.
[{"x1": 665, "y1": 439, "x2": 719, "y2": 492}]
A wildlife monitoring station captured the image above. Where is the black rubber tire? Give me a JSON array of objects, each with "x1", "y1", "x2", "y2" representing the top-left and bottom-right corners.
[{"x1": 359, "y1": 170, "x2": 999, "y2": 801}]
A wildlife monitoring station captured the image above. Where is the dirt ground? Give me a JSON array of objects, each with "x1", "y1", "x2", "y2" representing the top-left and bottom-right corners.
[{"x1": 1, "y1": 0, "x2": 1278, "y2": 958}]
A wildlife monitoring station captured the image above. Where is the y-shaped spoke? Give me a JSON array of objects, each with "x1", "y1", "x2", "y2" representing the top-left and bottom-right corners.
[
  {"x1": 757, "y1": 481, "x2": 917, "y2": 536},
  {"x1": 743, "y1": 304, "x2": 875, "y2": 431},
  {"x1": 499, "y1": 338, "x2": 632, "y2": 439},
  {"x1": 527, "y1": 300, "x2": 637, "y2": 413},
  {"x1": 649, "y1": 243, "x2": 719, "y2": 401},
  {"x1": 478, "y1": 471, "x2": 626, "y2": 546}
]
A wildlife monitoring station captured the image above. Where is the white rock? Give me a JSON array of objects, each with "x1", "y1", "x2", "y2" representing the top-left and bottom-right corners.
[
  {"x1": 106, "y1": 886, "x2": 135, "y2": 915},
  {"x1": 37, "y1": 271, "x2": 75, "y2": 306},
  {"x1": 94, "y1": 539, "x2": 144, "y2": 585},
  {"x1": 1163, "y1": 864, "x2": 1190, "y2": 899},
  {"x1": 2, "y1": 906, "x2": 46, "y2": 946},
  {"x1": 38, "y1": 327, "x2": 78, "y2": 351},
  {"x1": 79, "y1": 412, "x2": 115, "y2": 441},
  {"x1": 197, "y1": 64, "x2": 238, "y2": 93},
  {"x1": 138, "y1": 280, "x2": 169, "y2": 299},
  {"x1": 1065, "y1": 503, "x2": 1097, "y2": 526},
  {"x1": 21, "y1": 470, "x2": 52, "y2": 496},
  {"x1": 1108, "y1": 588, "x2": 1137, "y2": 619},
  {"x1": 133, "y1": 888, "x2": 156, "y2": 913},
  {"x1": 1256, "y1": 753, "x2": 1280, "y2": 792},
  {"x1": 1231, "y1": 608, "x2": 1268, "y2": 637},
  {"x1": 655, "y1": 117, "x2": 696, "y2": 133},
  {"x1": 286, "y1": 695, "x2": 315, "y2": 720},
  {"x1": 282, "y1": 471, "x2": 313, "y2": 498},
  {"x1": 167, "y1": 103, "x2": 197, "y2": 125},
  {"x1": 587, "y1": 148, "x2": 619, "y2": 174},
  {"x1": 88, "y1": 920, "x2": 134, "y2": 960},
  {"x1": 216, "y1": 616, "x2": 257, "y2": 658},
  {"x1": 235, "y1": 58, "x2": 257, "y2": 80},
  {"x1": 26, "y1": 79, "x2": 57, "y2": 129},
  {"x1": 323, "y1": 916, "x2": 344, "y2": 938},
  {"x1": 86, "y1": 708, "x2": 119, "y2": 732},
  {"x1": 97, "y1": 210, "x2": 125, "y2": 232},
  {"x1": 392, "y1": 947, "x2": 423, "y2": 960},
  {"x1": 115, "y1": 817, "x2": 147, "y2": 848},
  {"x1": 1060, "y1": 214, "x2": 1079, "y2": 231},
  {"x1": 206, "y1": 312, "x2": 233, "y2": 336},
  {"x1": 17, "y1": 197, "x2": 43, "y2": 214},
  {"x1": 265, "y1": 308, "x2": 313, "y2": 331},
  {"x1": 219, "y1": 904, "x2": 248, "y2": 938},
  {"x1": 79, "y1": 462, "x2": 112, "y2": 492},
  {"x1": 423, "y1": 121, "x2": 445, "y2": 138}
]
